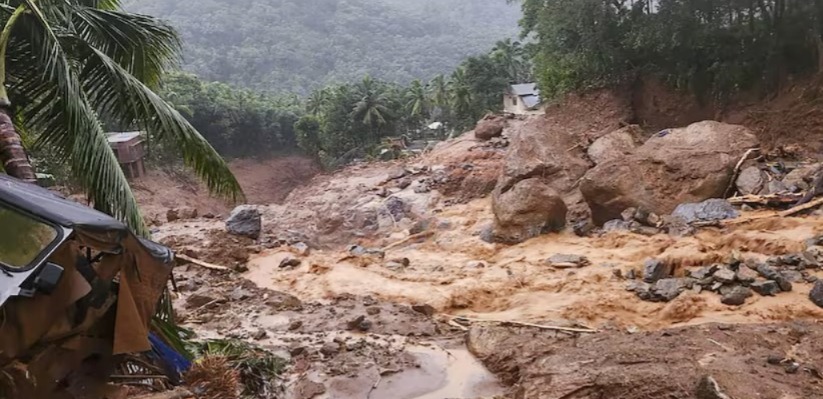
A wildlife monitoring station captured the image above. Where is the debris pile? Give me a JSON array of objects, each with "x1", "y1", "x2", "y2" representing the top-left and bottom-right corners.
[{"x1": 627, "y1": 238, "x2": 823, "y2": 305}]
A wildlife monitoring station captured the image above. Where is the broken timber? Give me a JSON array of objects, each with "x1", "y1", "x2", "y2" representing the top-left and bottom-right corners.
[{"x1": 175, "y1": 254, "x2": 232, "y2": 271}]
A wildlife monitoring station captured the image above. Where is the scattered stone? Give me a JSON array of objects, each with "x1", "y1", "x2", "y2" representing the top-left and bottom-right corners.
[
  {"x1": 809, "y1": 281, "x2": 823, "y2": 308},
  {"x1": 346, "y1": 315, "x2": 372, "y2": 332},
  {"x1": 671, "y1": 199, "x2": 739, "y2": 224},
  {"x1": 387, "y1": 167, "x2": 407, "y2": 181},
  {"x1": 603, "y1": 219, "x2": 636, "y2": 232},
  {"x1": 252, "y1": 329, "x2": 267, "y2": 340},
  {"x1": 366, "y1": 307, "x2": 381, "y2": 316},
  {"x1": 652, "y1": 278, "x2": 692, "y2": 302},
  {"x1": 710, "y1": 282, "x2": 723, "y2": 292},
  {"x1": 411, "y1": 304, "x2": 436, "y2": 317},
  {"x1": 767, "y1": 180, "x2": 788, "y2": 194},
  {"x1": 642, "y1": 259, "x2": 672, "y2": 283},
  {"x1": 385, "y1": 196, "x2": 408, "y2": 221},
  {"x1": 465, "y1": 260, "x2": 487, "y2": 269},
  {"x1": 292, "y1": 242, "x2": 310, "y2": 256},
  {"x1": 409, "y1": 219, "x2": 432, "y2": 235},
  {"x1": 545, "y1": 254, "x2": 590, "y2": 268},
  {"x1": 626, "y1": 269, "x2": 637, "y2": 280},
  {"x1": 572, "y1": 219, "x2": 596, "y2": 237},
  {"x1": 688, "y1": 265, "x2": 718, "y2": 280},
  {"x1": 293, "y1": 377, "x2": 326, "y2": 399},
  {"x1": 320, "y1": 342, "x2": 341, "y2": 357},
  {"x1": 756, "y1": 263, "x2": 792, "y2": 292},
  {"x1": 735, "y1": 166, "x2": 765, "y2": 195},
  {"x1": 781, "y1": 270, "x2": 804, "y2": 283},
  {"x1": 751, "y1": 280, "x2": 781, "y2": 296},
  {"x1": 289, "y1": 346, "x2": 307, "y2": 357},
  {"x1": 785, "y1": 362, "x2": 801, "y2": 374},
  {"x1": 625, "y1": 280, "x2": 651, "y2": 293},
  {"x1": 720, "y1": 286, "x2": 752, "y2": 306},
  {"x1": 478, "y1": 224, "x2": 495, "y2": 243},
  {"x1": 713, "y1": 267, "x2": 736, "y2": 284},
  {"x1": 288, "y1": 320, "x2": 303, "y2": 331},
  {"x1": 695, "y1": 375, "x2": 732, "y2": 399},
  {"x1": 226, "y1": 206, "x2": 262, "y2": 239},
  {"x1": 735, "y1": 267, "x2": 758, "y2": 285},
  {"x1": 279, "y1": 256, "x2": 302, "y2": 269},
  {"x1": 766, "y1": 354, "x2": 784, "y2": 365}
]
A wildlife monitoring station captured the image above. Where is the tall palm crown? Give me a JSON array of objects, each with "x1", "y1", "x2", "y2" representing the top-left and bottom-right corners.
[
  {"x1": 351, "y1": 76, "x2": 392, "y2": 139},
  {"x1": 0, "y1": 0, "x2": 243, "y2": 236}
]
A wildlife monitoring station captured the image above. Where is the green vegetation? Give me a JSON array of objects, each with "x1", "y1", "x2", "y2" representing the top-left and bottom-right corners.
[
  {"x1": 158, "y1": 73, "x2": 302, "y2": 159},
  {"x1": 123, "y1": 0, "x2": 521, "y2": 94},
  {"x1": 155, "y1": 40, "x2": 532, "y2": 168},
  {"x1": 0, "y1": 0, "x2": 242, "y2": 236},
  {"x1": 518, "y1": 0, "x2": 823, "y2": 100}
]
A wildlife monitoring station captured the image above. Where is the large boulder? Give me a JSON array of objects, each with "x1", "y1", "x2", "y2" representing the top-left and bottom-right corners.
[
  {"x1": 490, "y1": 117, "x2": 589, "y2": 243},
  {"x1": 474, "y1": 117, "x2": 505, "y2": 141},
  {"x1": 491, "y1": 178, "x2": 567, "y2": 244},
  {"x1": 226, "y1": 205, "x2": 262, "y2": 239},
  {"x1": 580, "y1": 121, "x2": 759, "y2": 224},
  {"x1": 587, "y1": 125, "x2": 644, "y2": 165}
]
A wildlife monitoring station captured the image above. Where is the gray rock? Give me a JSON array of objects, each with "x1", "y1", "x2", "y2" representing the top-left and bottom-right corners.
[
  {"x1": 688, "y1": 265, "x2": 718, "y2": 280},
  {"x1": 652, "y1": 278, "x2": 692, "y2": 302},
  {"x1": 411, "y1": 304, "x2": 436, "y2": 316},
  {"x1": 735, "y1": 166, "x2": 765, "y2": 195},
  {"x1": 671, "y1": 199, "x2": 739, "y2": 224},
  {"x1": 603, "y1": 219, "x2": 636, "y2": 232},
  {"x1": 720, "y1": 286, "x2": 752, "y2": 306},
  {"x1": 781, "y1": 270, "x2": 804, "y2": 283},
  {"x1": 385, "y1": 196, "x2": 408, "y2": 221},
  {"x1": 545, "y1": 254, "x2": 590, "y2": 268},
  {"x1": 465, "y1": 260, "x2": 487, "y2": 269},
  {"x1": 695, "y1": 375, "x2": 731, "y2": 399},
  {"x1": 279, "y1": 256, "x2": 302, "y2": 269},
  {"x1": 346, "y1": 315, "x2": 372, "y2": 331},
  {"x1": 713, "y1": 267, "x2": 736, "y2": 284},
  {"x1": 751, "y1": 280, "x2": 780, "y2": 296},
  {"x1": 756, "y1": 263, "x2": 792, "y2": 292},
  {"x1": 572, "y1": 219, "x2": 595, "y2": 237},
  {"x1": 226, "y1": 205, "x2": 262, "y2": 239},
  {"x1": 292, "y1": 242, "x2": 310, "y2": 256},
  {"x1": 320, "y1": 342, "x2": 341, "y2": 357},
  {"x1": 643, "y1": 259, "x2": 672, "y2": 283},
  {"x1": 735, "y1": 267, "x2": 757, "y2": 285},
  {"x1": 810, "y1": 281, "x2": 823, "y2": 308},
  {"x1": 766, "y1": 180, "x2": 788, "y2": 194},
  {"x1": 479, "y1": 224, "x2": 495, "y2": 243}
]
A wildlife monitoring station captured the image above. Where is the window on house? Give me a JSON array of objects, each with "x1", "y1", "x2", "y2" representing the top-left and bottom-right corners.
[{"x1": 512, "y1": 97, "x2": 517, "y2": 106}]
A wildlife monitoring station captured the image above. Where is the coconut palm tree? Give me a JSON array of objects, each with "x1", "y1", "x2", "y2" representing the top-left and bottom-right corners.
[
  {"x1": 351, "y1": 76, "x2": 393, "y2": 143},
  {"x1": 0, "y1": 0, "x2": 242, "y2": 236},
  {"x1": 405, "y1": 79, "x2": 428, "y2": 120},
  {"x1": 449, "y1": 67, "x2": 473, "y2": 120}
]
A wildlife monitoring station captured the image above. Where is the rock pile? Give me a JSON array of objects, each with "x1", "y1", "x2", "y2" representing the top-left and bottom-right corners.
[{"x1": 628, "y1": 241, "x2": 823, "y2": 305}]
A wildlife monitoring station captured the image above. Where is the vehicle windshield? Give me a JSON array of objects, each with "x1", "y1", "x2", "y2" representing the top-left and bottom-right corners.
[{"x1": 0, "y1": 203, "x2": 58, "y2": 269}]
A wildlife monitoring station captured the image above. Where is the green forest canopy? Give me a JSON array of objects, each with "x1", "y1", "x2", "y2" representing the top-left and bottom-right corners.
[{"x1": 123, "y1": 0, "x2": 522, "y2": 94}]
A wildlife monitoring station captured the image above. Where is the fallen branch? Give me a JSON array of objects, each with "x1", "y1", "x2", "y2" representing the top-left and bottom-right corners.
[
  {"x1": 176, "y1": 254, "x2": 232, "y2": 271},
  {"x1": 781, "y1": 196, "x2": 823, "y2": 217},
  {"x1": 382, "y1": 231, "x2": 435, "y2": 251},
  {"x1": 728, "y1": 193, "x2": 803, "y2": 206},
  {"x1": 723, "y1": 148, "x2": 760, "y2": 198},
  {"x1": 445, "y1": 314, "x2": 598, "y2": 333}
]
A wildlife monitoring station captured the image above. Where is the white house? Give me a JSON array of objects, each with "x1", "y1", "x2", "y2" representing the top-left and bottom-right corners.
[{"x1": 503, "y1": 83, "x2": 542, "y2": 114}]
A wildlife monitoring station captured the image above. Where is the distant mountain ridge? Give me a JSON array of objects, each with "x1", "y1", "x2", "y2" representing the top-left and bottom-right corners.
[{"x1": 125, "y1": 0, "x2": 522, "y2": 94}]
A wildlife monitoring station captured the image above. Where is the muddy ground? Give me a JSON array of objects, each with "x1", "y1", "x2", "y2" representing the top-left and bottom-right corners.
[{"x1": 150, "y1": 86, "x2": 823, "y2": 398}]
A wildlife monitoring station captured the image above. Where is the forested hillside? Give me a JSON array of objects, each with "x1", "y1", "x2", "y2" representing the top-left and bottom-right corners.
[{"x1": 124, "y1": 0, "x2": 521, "y2": 94}]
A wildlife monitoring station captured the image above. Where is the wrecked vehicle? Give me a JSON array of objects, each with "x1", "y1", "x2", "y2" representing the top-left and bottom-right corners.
[{"x1": 0, "y1": 174, "x2": 174, "y2": 398}]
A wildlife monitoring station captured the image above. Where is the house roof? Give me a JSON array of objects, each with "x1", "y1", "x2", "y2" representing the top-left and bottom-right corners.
[
  {"x1": 521, "y1": 94, "x2": 541, "y2": 109},
  {"x1": 510, "y1": 83, "x2": 538, "y2": 96},
  {"x1": 106, "y1": 131, "x2": 142, "y2": 144}
]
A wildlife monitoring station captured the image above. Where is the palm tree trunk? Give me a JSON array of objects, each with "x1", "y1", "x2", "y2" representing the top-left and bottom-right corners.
[{"x1": 0, "y1": 106, "x2": 36, "y2": 182}]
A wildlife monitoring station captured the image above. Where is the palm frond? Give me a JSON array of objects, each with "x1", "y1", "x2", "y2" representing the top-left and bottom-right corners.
[
  {"x1": 77, "y1": 43, "x2": 243, "y2": 203},
  {"x1": 72, "y1": 6, "x2": 180, "y2": 87},
  {"x1": 10, "y1": 1, "x2": 149, "y2": 235}
]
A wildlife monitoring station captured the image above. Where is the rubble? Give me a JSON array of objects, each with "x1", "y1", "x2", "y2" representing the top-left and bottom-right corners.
[
  {"x1": 720, "y1": 286, "x2": 752, "y2": 306},
  {"x1": 642, "y1": 259, "x2": 672, "y2": 283},
  {"x1": 810, "y1": 281, "x2": 823, "y2": 308},
  {"x1": 751, "y1": 280, "x2": 781, "y2": 296}
]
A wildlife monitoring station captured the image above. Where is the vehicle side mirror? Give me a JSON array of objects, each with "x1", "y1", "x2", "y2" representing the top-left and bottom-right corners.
[{"x1": 34, "y1": 262, "x2": 64, "y2": 295}]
